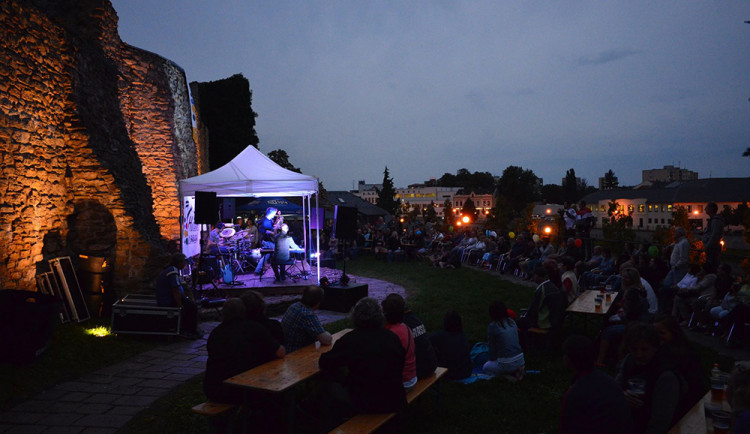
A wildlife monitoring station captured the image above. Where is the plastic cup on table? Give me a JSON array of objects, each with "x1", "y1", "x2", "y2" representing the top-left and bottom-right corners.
[
  {"x1": 594, "y1": 297, "x2": 603, "y2": 312},
  {"x1": 627, "y1": 378, "x2": 646, "y2": 397},
  {"x1": 712, "y1": 410, "x2": 731, "y2": 434}
]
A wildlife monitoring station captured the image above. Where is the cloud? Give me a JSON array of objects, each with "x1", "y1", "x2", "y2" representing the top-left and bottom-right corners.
[{"x1": 576, "y1": 49, "x2": 640, "y2": 66}]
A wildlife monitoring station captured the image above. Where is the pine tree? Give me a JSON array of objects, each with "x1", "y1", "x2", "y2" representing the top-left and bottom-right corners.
[{"x1": 376, "y1": 166, "x2": 398, "y2": 215}]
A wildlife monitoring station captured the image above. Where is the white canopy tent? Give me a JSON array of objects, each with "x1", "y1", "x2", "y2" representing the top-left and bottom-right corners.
[{"x1": 179, "y1": 145, "x2": 321, "y2": 282}]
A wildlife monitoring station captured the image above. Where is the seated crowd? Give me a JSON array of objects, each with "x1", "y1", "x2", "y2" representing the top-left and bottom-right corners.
[{"x1": 192, "y1": 201, "x2": 748, "y2": 433}]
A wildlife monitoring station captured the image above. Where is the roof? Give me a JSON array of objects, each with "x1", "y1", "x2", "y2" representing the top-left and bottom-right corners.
[
  {"x1": 582, "y1": 178, "x2": 750, "y2": 204},
  {"x1": 179, "y1": 145, "x2": 318, "y2": 197},
  {"x1": 326, "y1": 191, "x2": 390, "y2": 216}
]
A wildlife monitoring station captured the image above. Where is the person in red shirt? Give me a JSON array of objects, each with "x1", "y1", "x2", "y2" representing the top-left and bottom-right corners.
[{"x1": 382, "y1": 293, "x2": 417, "y2": 389}]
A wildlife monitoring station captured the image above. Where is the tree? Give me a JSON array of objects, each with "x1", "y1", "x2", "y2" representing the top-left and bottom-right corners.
[
  {"x1": 376, "y1": 166, "x2": 398, "y2": 215},
  {"x1": 195, "y1": 74, "x2": 259, "y2": 169},
  {"x1": 425, "y1": 201, "x2": 437, "y2": 222},
  {"x1": 602, "y1": 170, "x2": 619, "y2": 190},
  {"x1": 496, "y1": 165, "x2": 540, "y2": 216},
  {"x1": 541, "y1": 184, "x2": 564, "y2": 204},
  {"x1": 602, "y1": 200, "x2": 635, "y2": 253},
  {"x1": 563, "y1": 168, "x2": 579, "y2": 203},
  {"x1": 437, "y1": 169, "x2": 495, "y2": 192},
  {"x1": 267, "y1": 149, "x2": 301, "y2": 173},
  {"x1": 461, "y1": 197, "x2": 477, "y2": 221},
  {"x1": 443, "y1": 197, "x2": 455, "y2": 227}
]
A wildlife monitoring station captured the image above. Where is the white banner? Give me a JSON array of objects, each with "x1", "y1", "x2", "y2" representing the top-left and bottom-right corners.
[{"x1": 182, "y1": 196, "x2": 201, "y2": 258}]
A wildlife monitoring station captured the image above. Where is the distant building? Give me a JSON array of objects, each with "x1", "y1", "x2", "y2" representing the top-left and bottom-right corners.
[
  {"x1": 351, "y1": 180, "x2": 382, "y2": 205},
  {"x1": 396, "y1": 183, "x2": 461, "y2": 218},
  {"x1": 453, "y1": 190, "x2": 495, "y2": 221},
  {"x1": 641, "y1": 165, "x2": 698, "y2": 185},
  {"x1": 582, "y1": 178, "x2": 750, "y2": 232}
]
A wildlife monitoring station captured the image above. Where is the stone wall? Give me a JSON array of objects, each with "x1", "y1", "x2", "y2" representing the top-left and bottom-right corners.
[{"x1": 0, "y1": 0, "x2": 204, "y2": 292}]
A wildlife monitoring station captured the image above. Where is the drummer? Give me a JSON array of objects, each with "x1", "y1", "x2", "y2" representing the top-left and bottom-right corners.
[
  {"x1": 207, "y1": 222, "x2": 233, "y2": 256},
  {"x1": 245, "y1": 219, "x2": 259, "y2": 248}
]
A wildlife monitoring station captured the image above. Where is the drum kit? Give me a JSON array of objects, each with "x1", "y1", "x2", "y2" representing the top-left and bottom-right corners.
[{"x1": 217, "y1": 227, "x2": 257, "y2": 274}]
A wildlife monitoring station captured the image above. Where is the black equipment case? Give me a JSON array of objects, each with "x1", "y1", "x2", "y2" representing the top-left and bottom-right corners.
[{"x1": 111, "y1": 294, "x2": 181, "y2": 336}]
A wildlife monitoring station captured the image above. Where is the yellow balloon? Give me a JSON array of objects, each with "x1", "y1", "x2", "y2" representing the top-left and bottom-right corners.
[{"x1": 508, "y1": 231, "x2": 515, "y2": 239}]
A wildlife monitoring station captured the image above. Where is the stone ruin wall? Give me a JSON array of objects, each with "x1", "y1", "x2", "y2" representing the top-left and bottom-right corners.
[{"x1": 0, "y1": 0, "x2": 204, "y2": 293}]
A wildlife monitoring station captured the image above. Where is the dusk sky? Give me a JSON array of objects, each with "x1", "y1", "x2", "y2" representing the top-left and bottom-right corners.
[{"x1": 111, "y1": 1, "x2": 750, "y2": 191}]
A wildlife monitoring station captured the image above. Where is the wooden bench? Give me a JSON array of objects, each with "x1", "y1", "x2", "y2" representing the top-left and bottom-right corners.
[
  {"x1": 329, "y1": 366, "x2": 448, "y2": 434},
  {"x1": 526, "y1": 327, "x2": 551, "y2": 350},
  {"x1": 192, "y1": 401, "x2": 238, "y2": 433}
]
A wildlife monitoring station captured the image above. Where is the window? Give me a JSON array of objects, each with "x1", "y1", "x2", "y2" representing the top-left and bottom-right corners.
[
  {"x1": 661, "y1": 204, "x2": 666, "y2": 212},
  {"x1": 648, "y1": 204, "x2": 653, "y2": 212},
  {"x1": 639, "y1": 218, "x2": 643, "y2": 227},
  {"x1": 628, "y1": 205, "x2": 634, "y2": 212},
  {"x1": 639, "y1": 204, "x2": 645, "y2": 213},
  {"x1": 667, "y1": 204, "x2": 673, "y2": 212},
  {"x1": 602, "y1": 217, "x2": 607, "y2": 225},
  {"x1": 661, "y1": 218, "x2": 665, "y2": 224},
  {"x1": 648, "y1": 218, "x2": 652, "y2": 224}
]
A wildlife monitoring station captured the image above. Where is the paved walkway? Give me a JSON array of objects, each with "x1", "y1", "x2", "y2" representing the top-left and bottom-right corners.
[{"x1": 0, "y1": 275, "x2": 405, "y2": 433}]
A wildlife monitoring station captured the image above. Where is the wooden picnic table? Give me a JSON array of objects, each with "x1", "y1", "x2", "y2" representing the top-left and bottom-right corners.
[
  {"x1": 565, "y1": 290, "x2": 619, "y2": 331},
  {"x1": 224, "y1": 328, "x2": 351, "y2": 392},
  {"x1": 668, "y1": 390, "x2": 731, "y2": 433},
  {"x1": 224, "y1": 328, "x2": 352, "y2": 432}
]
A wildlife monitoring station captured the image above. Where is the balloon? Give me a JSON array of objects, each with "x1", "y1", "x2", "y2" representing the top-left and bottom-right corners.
[
  {"x1": 416, "y1": 230, "x2": 421, "y2": 235},
  {"x1": 648, "y1": 245, "x2": 659, "y2": 257},
  {"x1": 532, "y1": 234, "x2": 540, "y2": 243},
  {"x1": 448, "y1": 226, "x2": 454, "y2": 232},
  {"x1": 508, "y1": 232, "x2": 515, "y2": 239},
  {"x1": 574, "y1": 238, "x2": 583, "y2": 247}
]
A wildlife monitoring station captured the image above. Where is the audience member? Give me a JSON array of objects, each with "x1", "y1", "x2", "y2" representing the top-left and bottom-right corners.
[
  {"x1": 560, "y1": 256, "x2": 580, "y2": 304},
  {"x1": 672, "y1": 263, "x2": 717, "y2": 325},
  {"x1": 305, "y1": 297, "x2": 406, "y2": 432},
  {"x1": 281, "y1": 286, "x2": 333, "y2": 352},
  {"x1": 615, "y1": 322, "x2": 686, "y2": 434},
  {"x1": 559, "y1": 335, "x2": 633, "y2": 434},
  {"x1": 518, "y1": 266, "x2": 565, "y2": 331},
  {"x1": 428, "y1": 310, "x2": 473, "y2": 380},
  {"x1": 402, "y1": 302, "x2": 439, "y2": 379},
  {"x1": 241, "y1": 290, "x2": 284, "y2": 344},
  {"x1": 658, "y1": 263, "x2": 700, "y2": 314},
  {"x1": 204, "y1": 298, "x2": 284, "y2": 432},
  {"x1": 702, "y1": 202, "x2": 725, "y2": 269},
  {"x1": 482, "y1": 300, "x2": 525, "y2": 381},
  {"x1": 381, "y1": 294, "x2": 417, "y2": 389}
]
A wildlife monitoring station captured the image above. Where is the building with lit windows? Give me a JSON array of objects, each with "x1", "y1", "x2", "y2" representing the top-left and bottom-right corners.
[
  {"x1": 452, "y1": 190, "x2": 495, "y2": 221},
  {"x1": 581, "y1": 178, "x2": 750, "y2": 233},
  {"x1": 396, "y1": 184, "x2": 461, "y2": 218}
]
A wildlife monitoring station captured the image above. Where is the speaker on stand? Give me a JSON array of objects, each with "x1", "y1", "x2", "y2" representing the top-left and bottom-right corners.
[{"x1": 333, "y1": 206, "x2": 358, "y2": 285}]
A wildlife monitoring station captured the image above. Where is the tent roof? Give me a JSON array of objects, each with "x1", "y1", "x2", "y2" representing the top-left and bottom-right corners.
[
  {"x1": 237, "y1": 197, "x2": 303, "y2": 215},
  {"x1": 179, "y1": 146, "x2": 318, "y2": 197}
]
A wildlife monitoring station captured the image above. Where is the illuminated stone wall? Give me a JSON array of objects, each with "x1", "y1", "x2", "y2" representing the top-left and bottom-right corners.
[{"x1": 0, "y1": 0, "x2": 203, "y2": 292}]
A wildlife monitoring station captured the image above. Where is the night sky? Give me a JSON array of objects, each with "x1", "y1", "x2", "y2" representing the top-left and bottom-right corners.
[{"x1": 111, "y1": 1, "x2": 750, "y2": 190}]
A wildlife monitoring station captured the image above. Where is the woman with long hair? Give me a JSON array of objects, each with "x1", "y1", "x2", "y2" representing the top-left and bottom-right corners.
[{"x1": 483, "y1": 300, "x2": 525, "y2": 380}]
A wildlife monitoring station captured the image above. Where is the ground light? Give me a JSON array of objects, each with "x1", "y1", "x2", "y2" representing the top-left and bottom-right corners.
[
  {"x1": 85, "y1": 326, "x2": 111, "y2": 338},
  {"x1": 461, "y1": 216, "x2": 470, "y2": 224},
  {"x1": 543, "y1": 226, "x2": 552, "y2": 234}
]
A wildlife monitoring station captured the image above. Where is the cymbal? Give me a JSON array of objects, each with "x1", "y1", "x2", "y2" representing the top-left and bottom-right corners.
[{"x1": 220, "y1": 228, "x2": 236, "y2": 238}]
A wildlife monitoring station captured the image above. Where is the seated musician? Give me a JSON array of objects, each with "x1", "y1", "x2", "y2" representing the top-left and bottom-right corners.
[
  {"x1": 156, "y1": 253, "x2": 200, "y2": 339},
  {"x1": 272, "y1": 224, "x2": 301, "y2": 283}
]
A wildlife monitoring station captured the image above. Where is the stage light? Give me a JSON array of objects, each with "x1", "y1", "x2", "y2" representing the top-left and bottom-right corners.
[
  {"x1": 85, "y1": 326, "x2": 111, "y2": 338},
  {"x1": 456, "y1": 221, "x2": 462, "y2": 226},
  {"x1": 311, "y1": 252, "x2": 320, "y2": 259},
  {"x1": 543, "y1": 226, "x2": 552, "y2": 234},
  {"x1": 546, "y1": 208, "x2": 551, "y2": 214},
  {"x1": 462, "y1": 216, "x2": 470, "y2": 224}
]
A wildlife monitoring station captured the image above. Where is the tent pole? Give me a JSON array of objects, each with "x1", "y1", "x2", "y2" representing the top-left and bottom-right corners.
[
  {"x1": 301, "y1": 194, "x2": 308, "y2": 278},
  {"x1": 315, "y1": 193, "x2": 320, "y2": 283}
]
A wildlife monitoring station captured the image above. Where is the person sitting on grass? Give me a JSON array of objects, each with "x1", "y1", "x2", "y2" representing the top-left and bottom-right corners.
[
  {"x1": 402, "y1": 302, "x2": 439, "y2": 379},
  {"x1": 518, "y1": 266, "x2": 565, "y2": 333},
  {"x1": 482, "y1": 300, "x2": 525, "y2": 381},
  {"x1": 559, "y1": 335, "x2": 633, "y2": 434},
  {"x1": 381, "y1": 294, "x2": 417, "y2": 390},
  {"x1": 428, "y1": 310, "x2": 473, "y2": 380}
]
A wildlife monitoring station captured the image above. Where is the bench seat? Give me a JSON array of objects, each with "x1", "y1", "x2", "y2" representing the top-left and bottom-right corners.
[
  {"x1": 329, "y1": 366, "x2": 447, "y2": 434},
  {"x1": 191, "y1": 400, "x2": 237, "y2": 417}
]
